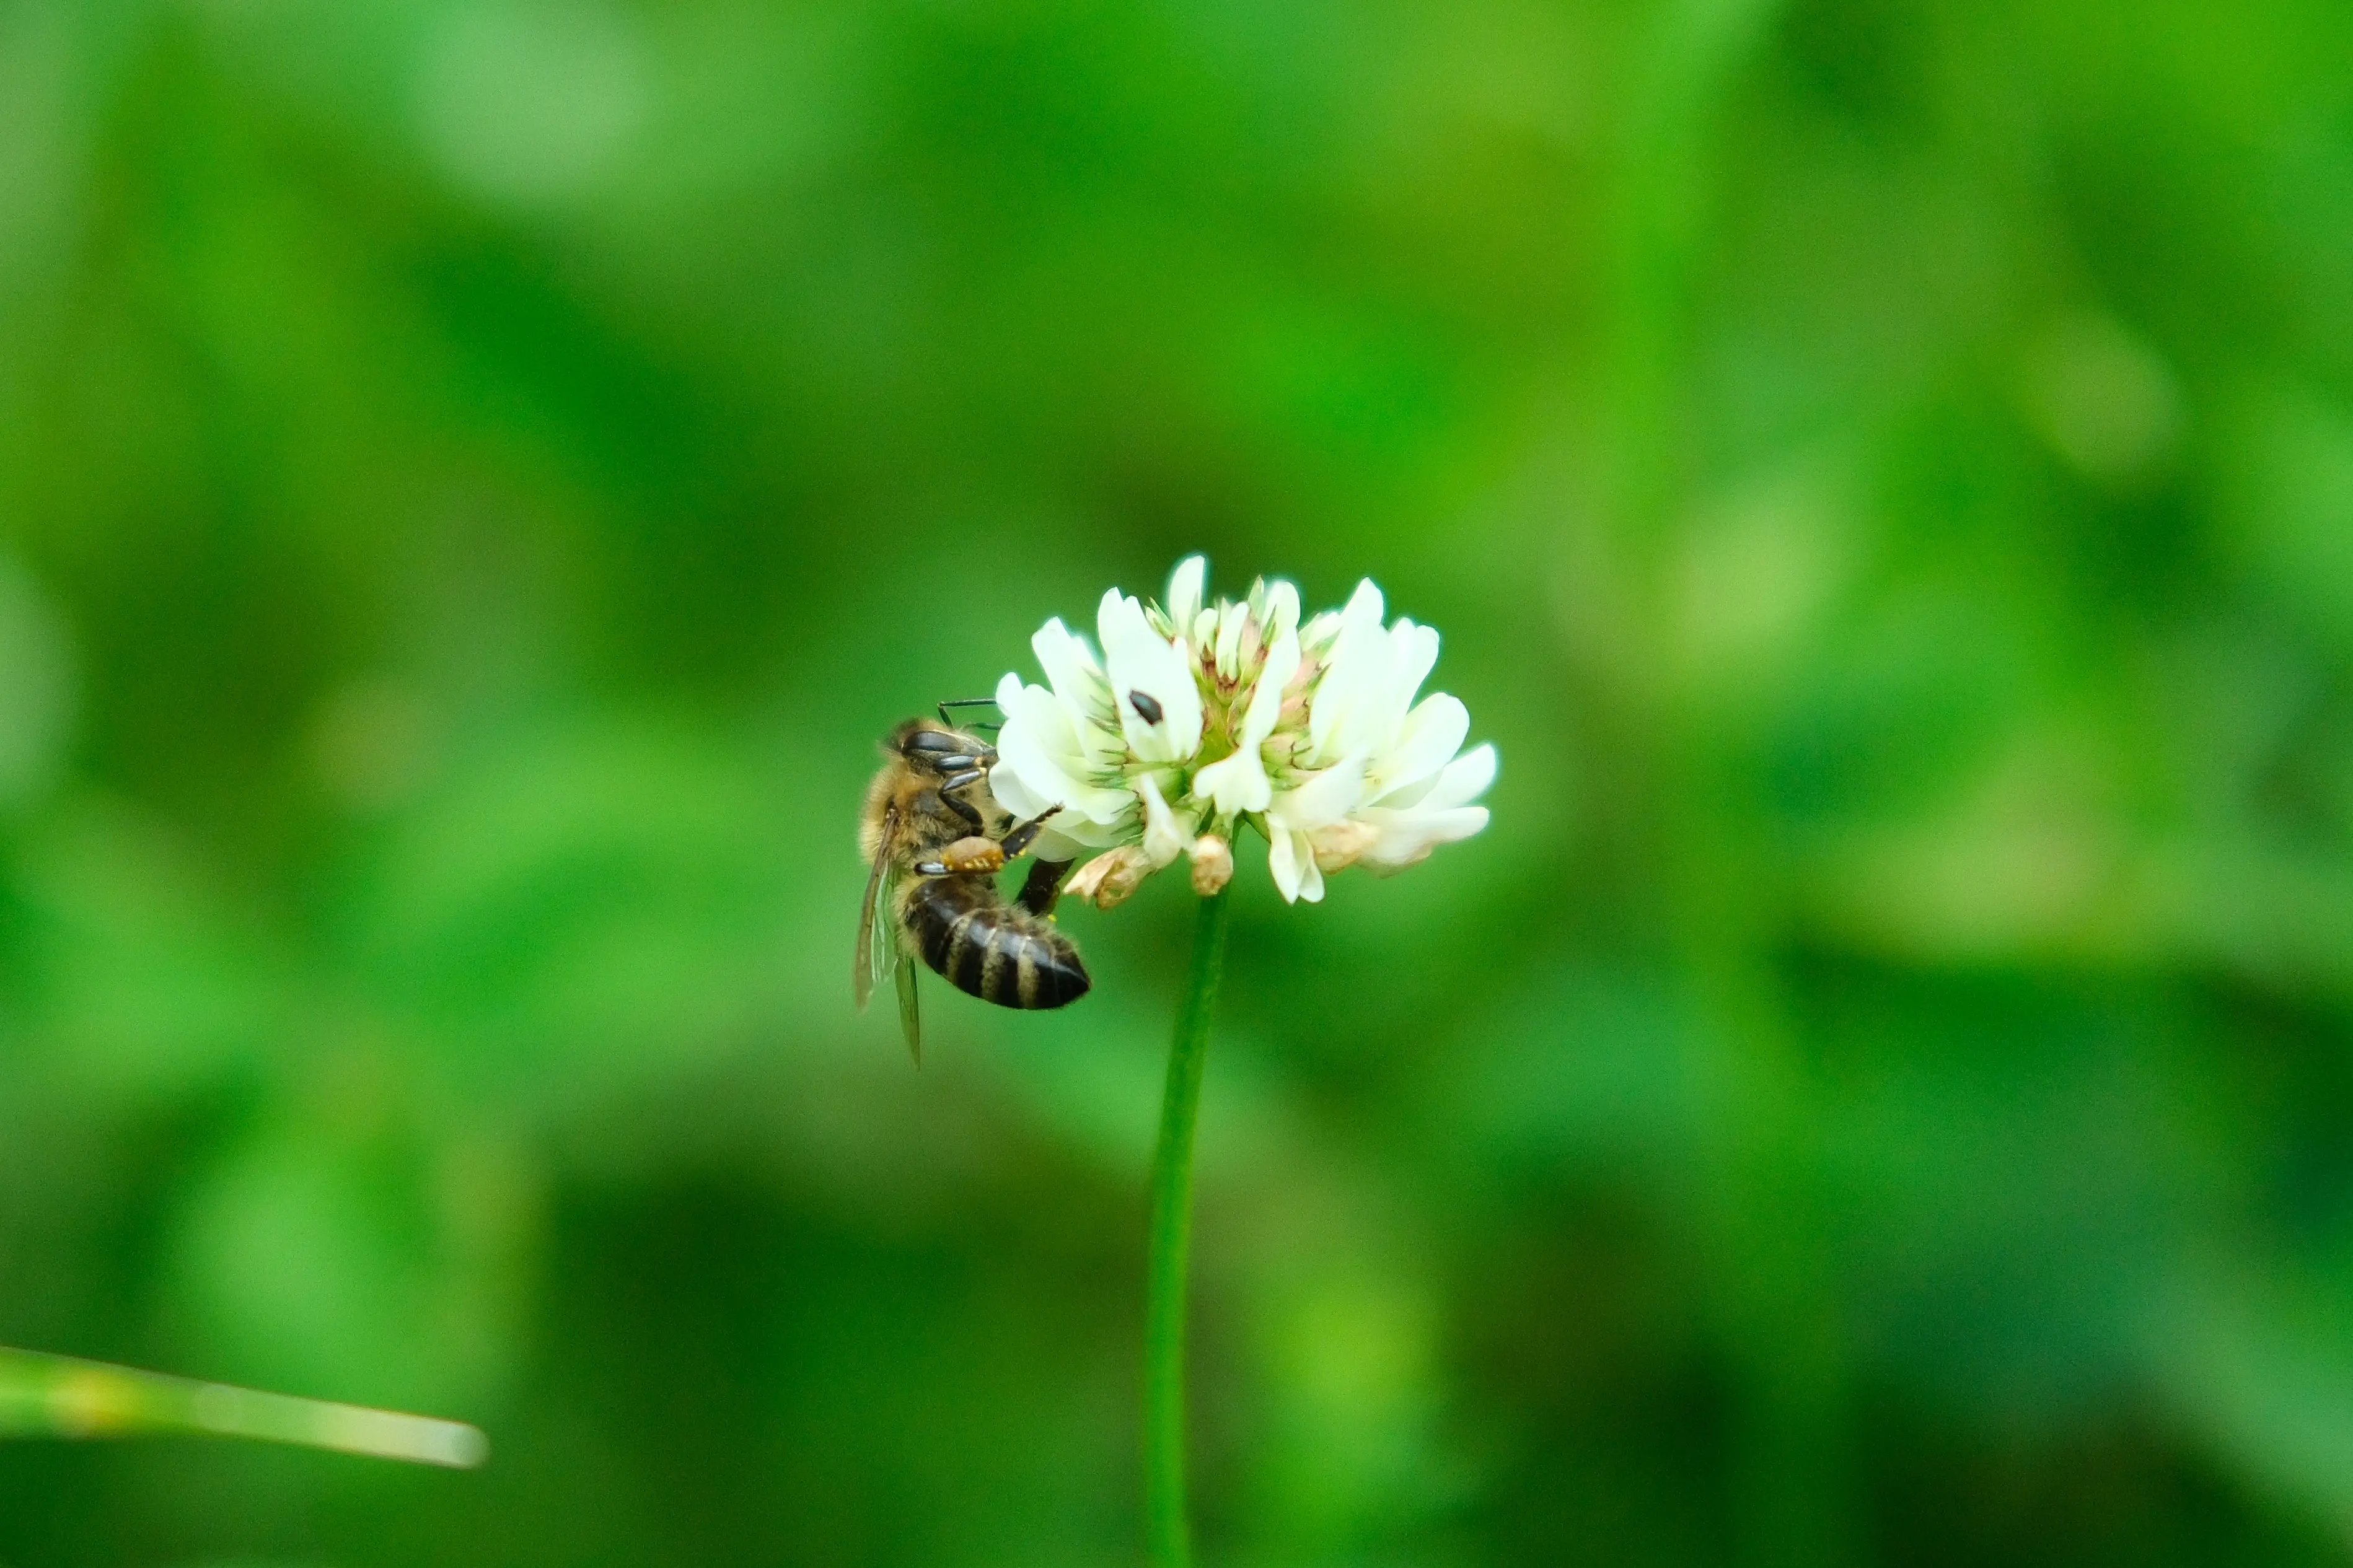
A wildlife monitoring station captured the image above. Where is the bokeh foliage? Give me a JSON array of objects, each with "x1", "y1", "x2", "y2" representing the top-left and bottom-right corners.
[{"x1": 5, "y1": 0, "x2": 2353, "y2": 1562}]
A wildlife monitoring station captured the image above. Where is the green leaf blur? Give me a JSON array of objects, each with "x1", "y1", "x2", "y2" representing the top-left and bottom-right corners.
[{"x1": 5, "y1": 0, "x2": 2353, "y2": 1562}]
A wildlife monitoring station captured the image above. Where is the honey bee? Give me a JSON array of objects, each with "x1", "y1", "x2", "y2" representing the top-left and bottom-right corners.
[{"x1": 855, "y1": 704, "x2": 1089, "y2": 1061}]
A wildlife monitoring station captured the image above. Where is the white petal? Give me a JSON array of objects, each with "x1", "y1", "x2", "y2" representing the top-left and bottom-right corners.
[
  {"x1": 1215, "y1": 602, "x2": 1247, "y2": 679},
  {"x1": 1308, "y1": 580, "x2": 1389, "y2": 755},
  {"x1": 1310, "y1": 659, "x2": 1377, "y2": 764},
  {"x1": 990, "y1": 731, "x2": 1074, "y2": 817},
  {"x1": 1100, "y1": 590, "x2": 1204, "y2": 763},
  {"x1": 1032, "y1": 619, "x2": 1114, "y2": 764},
  {"x1": 1032, "y1": 616, "x2": 1104, "y2": 706},
  {"x1": 1358, "y1": 804, "x2": 1490, "y2": 870},
  {"x1": 1421, "y1": 742, "x2": 1496, "y2": 812},
  {"x1": 1389, "y1": 620, "x2": 1440, "y2": 712},
  {"x1": 1003, "y1": 753, "x2": 1125, "y2": 826},
  {"x1": 1238, "y1": 627, "x2": 1296, "y2": 747},
  {"x1": 989, "y1": 756, "x2": 1054, "y2": 820},
  {"x1": 1293, "y1": 842, "x2": 1326, "y2": 901},
  {"x1": 1263, "y1": 579, "x2": 1301, "y2": 642},
  {"x1": 1367, "y1": 693, "x2": 1468, "y2": 803},
  {"x1": 1138, "y1": 771, "x2": 1189, "y2": 867},
  {"x1": 1305, "y1": 656, "x2": 1353, "y2": 758},
  {"x1": 1267, "y1": 755, "x2": 1365, "y2": 831},
  {"x1": 998, "y1": 686, "x2": 1131, "y2": 824},
  {"x1": 1194, "y1": 747, "x2": 1271, "y2": 817},
  {"x1": 995, "y1": 671, "x2": 1071, "y2": 751},
  {"x1": 1268, "y1": 827, "x2": 1307, "y2": 903},
  {"x1": 997, "y1": 675, "x2": 1086, "y2": 772},
  {"x1": 1166, "y1": 555, "x2": 1207, "y2": 632},
  {"x1": 1036, "y1": 808, "x2": 1122, "y2": 857},
  {"x1": 1094, "y1": 589, "x2": 1133, "y2": 649}
]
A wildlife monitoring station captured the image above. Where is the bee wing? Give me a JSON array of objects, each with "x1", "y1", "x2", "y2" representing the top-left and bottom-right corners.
[
  {"x1": 854, "y1": 800, "x2": 902, "y2": 1012},
  {"x1": 895, "y1": 953, "x2": 921, "y2": 1066}
]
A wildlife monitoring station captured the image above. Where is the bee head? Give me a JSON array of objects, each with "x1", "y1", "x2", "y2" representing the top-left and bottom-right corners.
[{"x1": 888, "y1": 719, "x2": 996, "y2": 774}]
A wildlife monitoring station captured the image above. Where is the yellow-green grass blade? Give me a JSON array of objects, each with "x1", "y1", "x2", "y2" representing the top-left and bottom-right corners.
[{"x1": 0, "y1": 1347, "x2": 486, "y2": 1468}]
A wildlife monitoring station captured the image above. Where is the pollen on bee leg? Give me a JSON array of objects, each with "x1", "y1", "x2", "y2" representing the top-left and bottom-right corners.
[{"x1": 938, "y1": 836, "x2": 1006, "y2": 874}]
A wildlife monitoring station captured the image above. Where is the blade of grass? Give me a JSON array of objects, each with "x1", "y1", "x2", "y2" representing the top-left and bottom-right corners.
[{"x1": 0, "y1": 1346, "x2": 487, "y2": 1468}]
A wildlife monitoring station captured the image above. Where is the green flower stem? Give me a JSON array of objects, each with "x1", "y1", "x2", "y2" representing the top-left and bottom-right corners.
[
  {"x1": 1143, "y1": 885, "x2": 1231, "y2": 1568},
  {"x1": 0, "y1": 1346, "x2": 487, "y2": 1467}
]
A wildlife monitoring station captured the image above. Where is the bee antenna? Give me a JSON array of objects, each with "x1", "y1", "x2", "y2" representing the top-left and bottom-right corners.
[{"x1": 936, "y1": 696, "x2": 1002, "y2": 726}]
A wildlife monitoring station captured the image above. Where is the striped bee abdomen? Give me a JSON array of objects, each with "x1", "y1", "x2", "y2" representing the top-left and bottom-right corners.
[{"x1": 904, "y1": 875, "x2": 1090, "y2": 1010}]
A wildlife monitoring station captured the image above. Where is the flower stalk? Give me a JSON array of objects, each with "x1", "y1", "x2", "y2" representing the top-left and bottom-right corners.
[{"x1": 1143, "y1": 886, "x2": 1231, "y2": 1568}]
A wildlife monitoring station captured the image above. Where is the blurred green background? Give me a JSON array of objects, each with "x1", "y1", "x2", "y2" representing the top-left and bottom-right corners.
[{"x1": 5, "y1": 0, "x2": 2353, "y2": 1562}]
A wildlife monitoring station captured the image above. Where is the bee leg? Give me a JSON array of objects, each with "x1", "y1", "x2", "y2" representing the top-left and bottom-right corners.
[
  {"x1": 996, "y1": 805, "x2": 1063, "y2": 861},
  {"x1": 936, "y1": 771, "x2": 987, "y2": 831},
  {"x1": 915, "y1": 836, "x2": 1005, "y2": 877},
  {"x1": 1016, "y1": 857, "x2": 1072, "y2": 917}
]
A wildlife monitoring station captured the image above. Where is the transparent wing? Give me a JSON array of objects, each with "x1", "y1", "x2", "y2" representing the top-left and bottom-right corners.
[
  {"x1": 854, "y1": 800, "x2": 902, "y2": 1012},
  {"x1": 895, "y1": 955, "x2": 921, "y2": 1066}
]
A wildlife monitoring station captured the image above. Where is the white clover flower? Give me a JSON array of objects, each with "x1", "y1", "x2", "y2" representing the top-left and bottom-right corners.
[{"x1": 992, "y1": 556, "x2": 1493, "y2": 906}]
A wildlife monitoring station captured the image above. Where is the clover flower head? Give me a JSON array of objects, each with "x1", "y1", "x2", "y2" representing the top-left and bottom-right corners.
[{"x1": 992, "y1": 555, "x2": 1495, "y2": 906}]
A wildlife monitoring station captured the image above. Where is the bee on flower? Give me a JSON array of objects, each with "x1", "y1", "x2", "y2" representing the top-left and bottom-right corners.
[{"x1": 988, "y1": 555, "x2": 1495, "y2": 908}]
